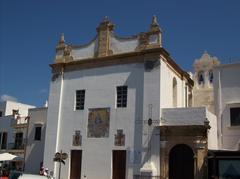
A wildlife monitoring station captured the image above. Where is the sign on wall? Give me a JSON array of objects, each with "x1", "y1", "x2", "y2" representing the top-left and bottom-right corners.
[{"x1": 87, "y1": 108, "x2": 110, "y2": 138}]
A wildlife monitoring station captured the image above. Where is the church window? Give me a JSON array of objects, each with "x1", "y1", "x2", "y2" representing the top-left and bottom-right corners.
[
  {"x1": 209, "y1": 70, "x2": 213, "y2": 83},
  {"x1": 117, "y1": 86, "x2": 128, "y2": 108},
  {"x1": 173, "y1": 78, "x2": 177, "y2": 107},
  {"x1": 198, "y1": 71, "x2": 204, "y2": 85},
  {"x1": 230, "y1": 107, "x2": 240, "y2": 126},
  {"x1": 34, "y1": 126, "x2": 42, "y2": 141},
  {"x1": 76, "y1": 90, "x2": 85, "y2": 110}
]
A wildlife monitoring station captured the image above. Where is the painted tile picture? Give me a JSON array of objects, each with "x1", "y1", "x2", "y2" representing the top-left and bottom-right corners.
[{"x1": 87, "y1": 108, "x2": 110, "y2": 138}]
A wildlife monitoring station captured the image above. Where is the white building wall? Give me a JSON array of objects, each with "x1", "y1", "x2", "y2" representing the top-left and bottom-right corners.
[
  {"x1": 0, "y1": 101, "x2": 35, "y2": 117},
  {"x1": 71, "y1": 39, "x2": 98, "y2": 60},
  {"x1": 141, "y1": 58, "x2": 161, "y2": 176},
  {"x1": 160, "y1": 58, "x2": 188, "y2": 109},
  {"x1": 44, "y1": 60, "x2": 163, "y2": 179},
  {"x1": 110, "y1": 35, "x2": 139, "y2": 55},
  {"x1": 206, "y1": 110, "x2": 218, "y2": 150},
  {"x1": 0, "y1": 116, "x2": 14, "y2": 151},
  {"x1": 43, "y1": 74, "x2": 64, "y2": 175},
  {"x1": 25, "y1": 107, "x2": 47, "y2": 174},
  {"x1": 213, "y1": 63, "x2": 240, "y2": 150}
]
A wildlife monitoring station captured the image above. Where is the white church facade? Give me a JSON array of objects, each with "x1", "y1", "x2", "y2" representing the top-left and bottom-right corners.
[{"x1": 42, "y1": 17, "x2": 219, "y2": 179}]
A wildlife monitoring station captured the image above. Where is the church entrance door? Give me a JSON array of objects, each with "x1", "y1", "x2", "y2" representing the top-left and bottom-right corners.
[
  {"x1": 112, "y1": 150, "x2": 126, "y2": 179},
  {"x1": 169, "y1": 144, "x2": 194, "y2": 179},
  {"x1": 70, "y1": 150, "x2": 82, "y2": 179}
]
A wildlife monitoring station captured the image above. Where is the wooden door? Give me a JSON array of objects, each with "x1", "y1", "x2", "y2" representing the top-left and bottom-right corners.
[
  {"x1": 169, "y1": 144, "x2": 194, "y2": 179},
  {"x1": 112, "y1": 150, "x2": 126, "y2": 179},
  {"x1": 70, "y1": 150, "x2": 82, "y2": 179}
]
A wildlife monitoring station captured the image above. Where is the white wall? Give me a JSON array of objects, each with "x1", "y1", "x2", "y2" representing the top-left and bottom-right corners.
[
  {"x1": 44, "y1": 55, "x2": 165, "y2": 179},
  {"x1": 5, "y1": 101, "x2": 35, "y2": 117},
  {"x1": 213, "y1": 63, "x2": 240, "y2": 150},
  {"x1": 0, "y1": 116, "x2": 14, "y2": 151},
  {"x1": 25, "y1": 107, "x2": 47, "y2": 174},
  {"x1": 160, "y1": 57, "x2": 188, "y2": 109},
  {"x1": 206, "y1": 110, "x2": 218, "y2": 150}
]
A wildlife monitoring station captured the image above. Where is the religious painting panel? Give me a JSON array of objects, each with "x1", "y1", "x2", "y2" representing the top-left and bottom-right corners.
[{"x1": 87, "y1": 108, "x2": 110, "y2": 138}]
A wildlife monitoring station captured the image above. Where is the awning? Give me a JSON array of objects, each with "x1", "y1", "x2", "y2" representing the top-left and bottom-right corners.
[{"x1": 0, "y1": 153, "x2": 23, "y2": 162}]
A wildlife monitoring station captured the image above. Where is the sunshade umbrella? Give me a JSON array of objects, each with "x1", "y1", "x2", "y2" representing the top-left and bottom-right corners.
[{"x1": 0, "y1": 153, "x2": 23, "y2": 162}]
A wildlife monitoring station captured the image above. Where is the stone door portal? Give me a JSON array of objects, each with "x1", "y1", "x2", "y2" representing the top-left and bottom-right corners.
[{"x1": 169, "y1": 144, "x2": 194, "y2": 179}]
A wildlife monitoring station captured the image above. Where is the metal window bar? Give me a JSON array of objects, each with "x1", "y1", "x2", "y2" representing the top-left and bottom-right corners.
[{"x1": 76, "y1": 90, "x2": 85, "y2": 110}]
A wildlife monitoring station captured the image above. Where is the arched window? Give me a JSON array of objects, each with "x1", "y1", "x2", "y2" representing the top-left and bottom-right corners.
[
  {"x1": 198, "y1": 71, "x2": 204, "y2": 85},
  {"x1": 173, "y1": 77, "x2": 177, "y2": 107},
  {"x1": 209, "y1": 70, "x2": 213, "y2": 83}
]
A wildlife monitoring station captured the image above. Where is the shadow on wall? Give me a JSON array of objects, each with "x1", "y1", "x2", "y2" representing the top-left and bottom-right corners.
[{"x1": 24, "y1": 124, "x2": 46, "y2": 174}]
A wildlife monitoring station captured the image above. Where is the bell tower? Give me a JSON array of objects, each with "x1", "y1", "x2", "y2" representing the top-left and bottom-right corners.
[{"x1": 192, "y1": 51, "x2": 220, "y2": 113}]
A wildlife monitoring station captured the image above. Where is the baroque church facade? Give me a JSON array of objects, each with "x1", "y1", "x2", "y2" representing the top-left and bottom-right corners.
[{"x1": 43, "y1": 17, "x2": 219, "y2": 179}]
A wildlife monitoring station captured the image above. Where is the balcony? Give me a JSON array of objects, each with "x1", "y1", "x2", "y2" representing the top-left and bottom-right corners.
[
  {"x1": 6, "y1": 142, "x2": 25, "y2": 154},
  {"x1": 11, "y1": 116, "x2": 28, "y2": 128}
]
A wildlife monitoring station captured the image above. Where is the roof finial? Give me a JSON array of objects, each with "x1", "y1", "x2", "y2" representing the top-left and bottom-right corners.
[
  {"x1": 56, "y1": 33, "x2": 66, "y2": 51},
  {"x1": 60, "y1": 33, "x2": 65, "y2": 43},
  {"x1": 149, "y1": 15, "x2": 161, "y2": 33},
  {"x1": 103, "y1": 16, "x2": 109, "y2": 22},
  {"x1": 152, "y1": 15, "x2": 159, "y2": 26}
]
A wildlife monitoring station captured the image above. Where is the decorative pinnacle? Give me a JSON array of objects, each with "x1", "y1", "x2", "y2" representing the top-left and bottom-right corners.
[
  {"x1": 59, "y1": 33, "x2": 65, "y2": 43},
  {"x1": 149, "y1": 15, "x2": 161, "y2": 33},
  {"x1": 56, "y1": 33, "x2": 66, "y2": 51},
  {"x1": 97, "y1": 16, "x2": 114, "y2": 32},
  {"x1": 103, "y1": 16, "x2": 109, "y2": 22},
  {"x1": 152, "y1": 15, "x2": 159, "y2": 26}
]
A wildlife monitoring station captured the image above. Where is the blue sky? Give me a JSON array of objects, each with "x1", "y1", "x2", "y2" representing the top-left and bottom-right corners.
[{"x1": 0, "y1": 0, "x2": 240, "y2": 107}]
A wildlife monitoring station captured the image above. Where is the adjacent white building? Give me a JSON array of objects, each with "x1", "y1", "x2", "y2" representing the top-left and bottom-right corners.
[
  {"x1": 0, "y1": 101, "x2": 35, "y2": 169},
  {"x1": 24, "y1": 107, "x2": 47, "y2": 174},
  {"x1": 213, "y1": 62, "x2": 240, "y2": 150}
]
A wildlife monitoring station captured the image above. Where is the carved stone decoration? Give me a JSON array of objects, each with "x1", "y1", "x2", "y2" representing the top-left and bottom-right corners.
[
  {"x1": 56, "y1": 33, "x2": 66, "y2": 51},
  {"x1": 136, "y1": 32, "x2": 149, "y2": 51},
  {"x1": 114, "y1": 129, "x2": 125, "y2": 146},
  {"x1": 96, "y1": 16, "x2": 114, "y2": 57},
  {"x1": 148, "y1": 15, "x2": 161, "y2": 34},
  {"x1": 63, "y1": 45, "x2": 71, "y2": 57},
  {"x1": 72, "y1": 130, "x2": 82, "y2": 146}
]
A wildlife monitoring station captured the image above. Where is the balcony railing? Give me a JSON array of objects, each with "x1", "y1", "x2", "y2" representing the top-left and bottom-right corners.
[
  {"x1": 11, "y1": 117, "x2": 28, "y2": 127},
  {"x1": 7, "y1": 142, "x2": 25, "y2": 150}
]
